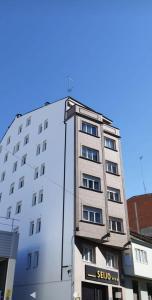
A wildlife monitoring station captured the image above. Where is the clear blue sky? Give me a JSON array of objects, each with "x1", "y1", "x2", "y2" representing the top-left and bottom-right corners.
[{"x1": 0, "y1": 0, "x2": 152, "y2": 198}]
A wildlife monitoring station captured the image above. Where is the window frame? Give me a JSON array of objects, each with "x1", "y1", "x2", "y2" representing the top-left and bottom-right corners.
[
  {"x1": 109, "y1": 217, "x2": 123, "y2": 233},
  {"x1": 81, "y1": 121, "x2": 98, "y2": 136},
  {"x1": 82, "y1": 245, "x2": 96, "y2": 263},
  {"x1": 81, "y1": 145, "x2": 99, "y2": 162},
  {"x1": 83, "y1": 206, "x2": 103, "y2": 224},
  {"x1": 104, "y1": 137, "x2": 116, "y2": 150},
  {"x1": 107, "y1": 187, "x2": 121, "y2": 202},
  {"x1": 106, "y1": 160, "x2": 119, "y2": 175},
  {"x1": 82, "y1": 173, "x2": 101, "y2": 192}
]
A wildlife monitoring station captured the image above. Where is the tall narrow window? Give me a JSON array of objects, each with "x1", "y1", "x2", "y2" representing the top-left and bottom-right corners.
[
  {"x1": 38, "y1": 189, "x2": 43, "y2": 203},
  {"x1": 36, "y1": 144, "x2": 41, "y2": 155},
  {"x1": 106, "y1": 252, "x2": 118, "y2": 268},
  {"x1": 36, "y1": 218, "x2": 41, "y2": 233},
  {"x1": 26, "y1": 117, "x2": 31, "y2": 127},
  {"x1": 38, "y1": 124, "x2": 42, "y2": 134},
  {"x1": 9, "y1": 183, "x2": 15, "y2": 195},
  {"x1": 0, "y1": 145, "x2": 2, "y2": 153},
  {"x1": 32, "y1": 193, "x2": 37, "y2": 206},
  {"x1": 34, "y1": 167, "x2": 39, "y2": 179},
  {"x1": 0, "y1": 193, "x2": 2, "y2": 202},
  {"x1": 18, "y1": 177, "x2": 24, "y2": 189},
  {"x1": 33, "y1": 251, "x2": 39, "y2": 268},
  {"x1": 29, "y1": 221, "x2": 34, "y2": 236},
  {"x1": 16, "y1": 201, "x2": 22, "y2": 214},
  {"x1": 40, "y1": 163, "x2": 45, "y2": 176},
  {"x1": 7, "y1": 136, "x2": 11, "y2": 145},
  {"x1": 26, "y1": 253, "x2": 32, "y2": 269},
  {"x1": 4, "y1": 152, "x2": 8, "y2": 162},
  {"x1": 24, "y1": 135, "x2": 29, "y2": 145},
  {"x1": 21, "y1": 154, "x2": 27, "y2": 166},
  {"x1": 18, "y1": 125, "x2": 23, "y2": 135},
  {"x1": 13, "y1": 161, "x2": 18, "y2": 173},
  {"x1": 42, "y1": 140, "x2": 47, "y2": 152},
  {"x1": 1, "y1": 171, "x2": 5, "y2": 182},
  {"x1": 6, "y1": 207, "x2": 12, "y2": 219},
  {"x1": 44, "y1": 119, "x2": 48, "y2": 129}
]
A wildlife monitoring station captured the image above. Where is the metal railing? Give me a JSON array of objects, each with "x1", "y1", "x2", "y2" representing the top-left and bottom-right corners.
[{"x1": 0, "y1": 216, "x2": 19, "y2": 232}]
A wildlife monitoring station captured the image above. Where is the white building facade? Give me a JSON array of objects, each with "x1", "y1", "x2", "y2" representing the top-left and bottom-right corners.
[{"x1": 0, "y1": 97, "x2": 130, "y2": 300}]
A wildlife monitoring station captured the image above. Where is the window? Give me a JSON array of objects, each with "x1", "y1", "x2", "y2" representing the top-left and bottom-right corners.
[
  {"x1": 16, "y1": 201, "x2": 22, "y2": 214},
  {"x1": 21, "y1": 154, "x2": 27, "y2": 166},
  {"x1": 109, "y1": 217, "x2": 123, "y2": 233},
  {"x1": 44, "y1": 119, "x2": 48, "y2": 129},
  {"x1": 18, "y1": 125, "x2": 23, "y2": 134},
  {"x1": 135, "y1": 248, "x2": 148, "y2": 264},
  {"x1": 6, "y1": 207, "x2": 12, "y2": 219},
  {"x1": 32, "y1": 193, "x2": 37, "y2": 206},
  {"x1": 24, "y1": 134, "x2": 29, "y2": 145},
  {"x1": 13, "y1": 142, "x2": 20, "y2": 154},
  {"x1": 83, "y1": 206, "x2": 102, "y2": 224},
  {"x1": 0, "y1": 145, "x2": 2, "y2": 153},
  {"x1": 34, "y1": 167, "x2": 39, "y2": 179},
  {"x1": 104, "y1": 137, "x2": 116, "y2": 150},
  {"x1": 0, "y1": 193, "x2": 2, "y2": 202},
  {"x1": 82, "y1": 122, "x2": 97, "y2": 136},
  {"x1": 33, "y1": 251, "x2": 39, "y2": 268},
  {"x1": 107, "y1": 187, "x2": 121, "y2": 202},
  {"x1": 7, "y1": 136, "x2": 11, "y2": 145},
  {"x1": 106, "y1": 161, "x2": 118, "y2": 175},
  {"x1": 36, "y1": 144, "x2": 41, "y2": 155},
  {"x1": 36, "y1": 218, "x2": 41, "y2": 233},
  {"x1": 13, "y1": 161, "x2": 18, "y2": 172},
  {"x1": 1, "y1": 171, "x2": 5, "y2": 182},
  {"x1": 82, "y1": 174, "x2": 101, "y2": 191},
  {"x1": 42, "y1": 140, "x2": 47, "y2": 152},
  {"x1": 18, "y1": 177, "x2": 24, "y2": 189},
  {"x1": 9, "y1": 183, "x2": 15, "y2": 195},
  {"x1": 26, "y1": 117, "x2": 31, "y2": 127},
  {"x1": 106, "y1": 252, "x2": 118, "y2": 268},
  {"x1": 38, "y1": 124, "x2": 42, "y2": 134},
  {"x1": 29, "y1": 221, "x2": 34, "y2": 236},
  {"x1": 83, "y1": 246, "x2": 95, "y2": 263},
  {"x1": 38, "y1": 189, "x2": 43, "y2": 203},
  {"x1": 4, "y1": 152, "x2": 8, "y2": 162},
  {"x1": 40, "y1": 163, "x2": 45, "y2": 176},
  {"x1": 26, "y1": 253, "x2": 32, "y2": 269},
  {"x1": 81, "y1": 146, "x2": 99, "y2": 162}
]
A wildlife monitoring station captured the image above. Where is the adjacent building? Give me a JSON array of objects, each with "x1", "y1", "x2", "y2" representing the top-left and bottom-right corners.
[
  {"x1": 127, "y1": 194, "x2": 152, "y2": 236},
  {"x1": 0, "y1": 97, "x2": 129, "y2": 300},
  {"x1": 0, "y1": 229, "x2": 18, "y2": 300},
  {"x1": 123, "y1": 231, "x2": 152, "y2": 300}
]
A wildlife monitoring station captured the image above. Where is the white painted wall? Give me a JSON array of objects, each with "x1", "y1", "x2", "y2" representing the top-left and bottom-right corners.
[{"x1": 0, "y1": 99, "x2": 74, "y2": 300}]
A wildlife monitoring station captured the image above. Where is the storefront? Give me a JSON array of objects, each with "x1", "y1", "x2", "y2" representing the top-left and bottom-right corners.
[{"x1": 81, "y1": 265, "x2": 123, "y2": 300}]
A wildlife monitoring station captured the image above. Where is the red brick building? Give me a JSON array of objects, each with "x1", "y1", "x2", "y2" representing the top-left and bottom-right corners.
[{"x1": 127, "y1": 193, "x2": 152, "y2": 236}]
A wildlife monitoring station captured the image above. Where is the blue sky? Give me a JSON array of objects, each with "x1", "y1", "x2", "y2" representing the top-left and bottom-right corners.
[{"x1": 0, "y1": 0, "x2": 152, "y2": 198}]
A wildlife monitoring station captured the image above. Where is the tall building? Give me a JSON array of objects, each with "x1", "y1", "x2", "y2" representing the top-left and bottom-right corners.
[
  {"x1": 0, "y1": 97, "x2": 129, "y2": 300},
  {"x1": 127, "y1": 194, "x2": 152, "y2": 236}
]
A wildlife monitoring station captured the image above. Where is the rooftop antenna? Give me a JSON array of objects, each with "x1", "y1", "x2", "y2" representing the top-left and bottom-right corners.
[
  {"x1": 66, "y1": 76, "x2": 74, "y2": 94},
  {"x1": 139, "y1": 155, "x2": 147, "y2": 194}
]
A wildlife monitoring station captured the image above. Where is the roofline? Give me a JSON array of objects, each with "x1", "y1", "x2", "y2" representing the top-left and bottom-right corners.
[
  {"x1": 130, "y1": 231, "x2": 152, "y2": 245},
  {"x1": 127, "y1": 193, "x2": 152, "y2": 201}
]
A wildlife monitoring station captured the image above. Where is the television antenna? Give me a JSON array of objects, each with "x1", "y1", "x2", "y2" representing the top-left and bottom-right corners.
[
  {"x1": 66, "y1": 76, "x2": 74, "y2": 93},
  {"x1": 139, "y1": 155, "x2": 147, "y2": 194}
]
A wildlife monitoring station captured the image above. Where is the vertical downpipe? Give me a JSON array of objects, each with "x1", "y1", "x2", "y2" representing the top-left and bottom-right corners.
[{"x1": 61, "y1": 106, "x2": 67, "y2": 281}]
